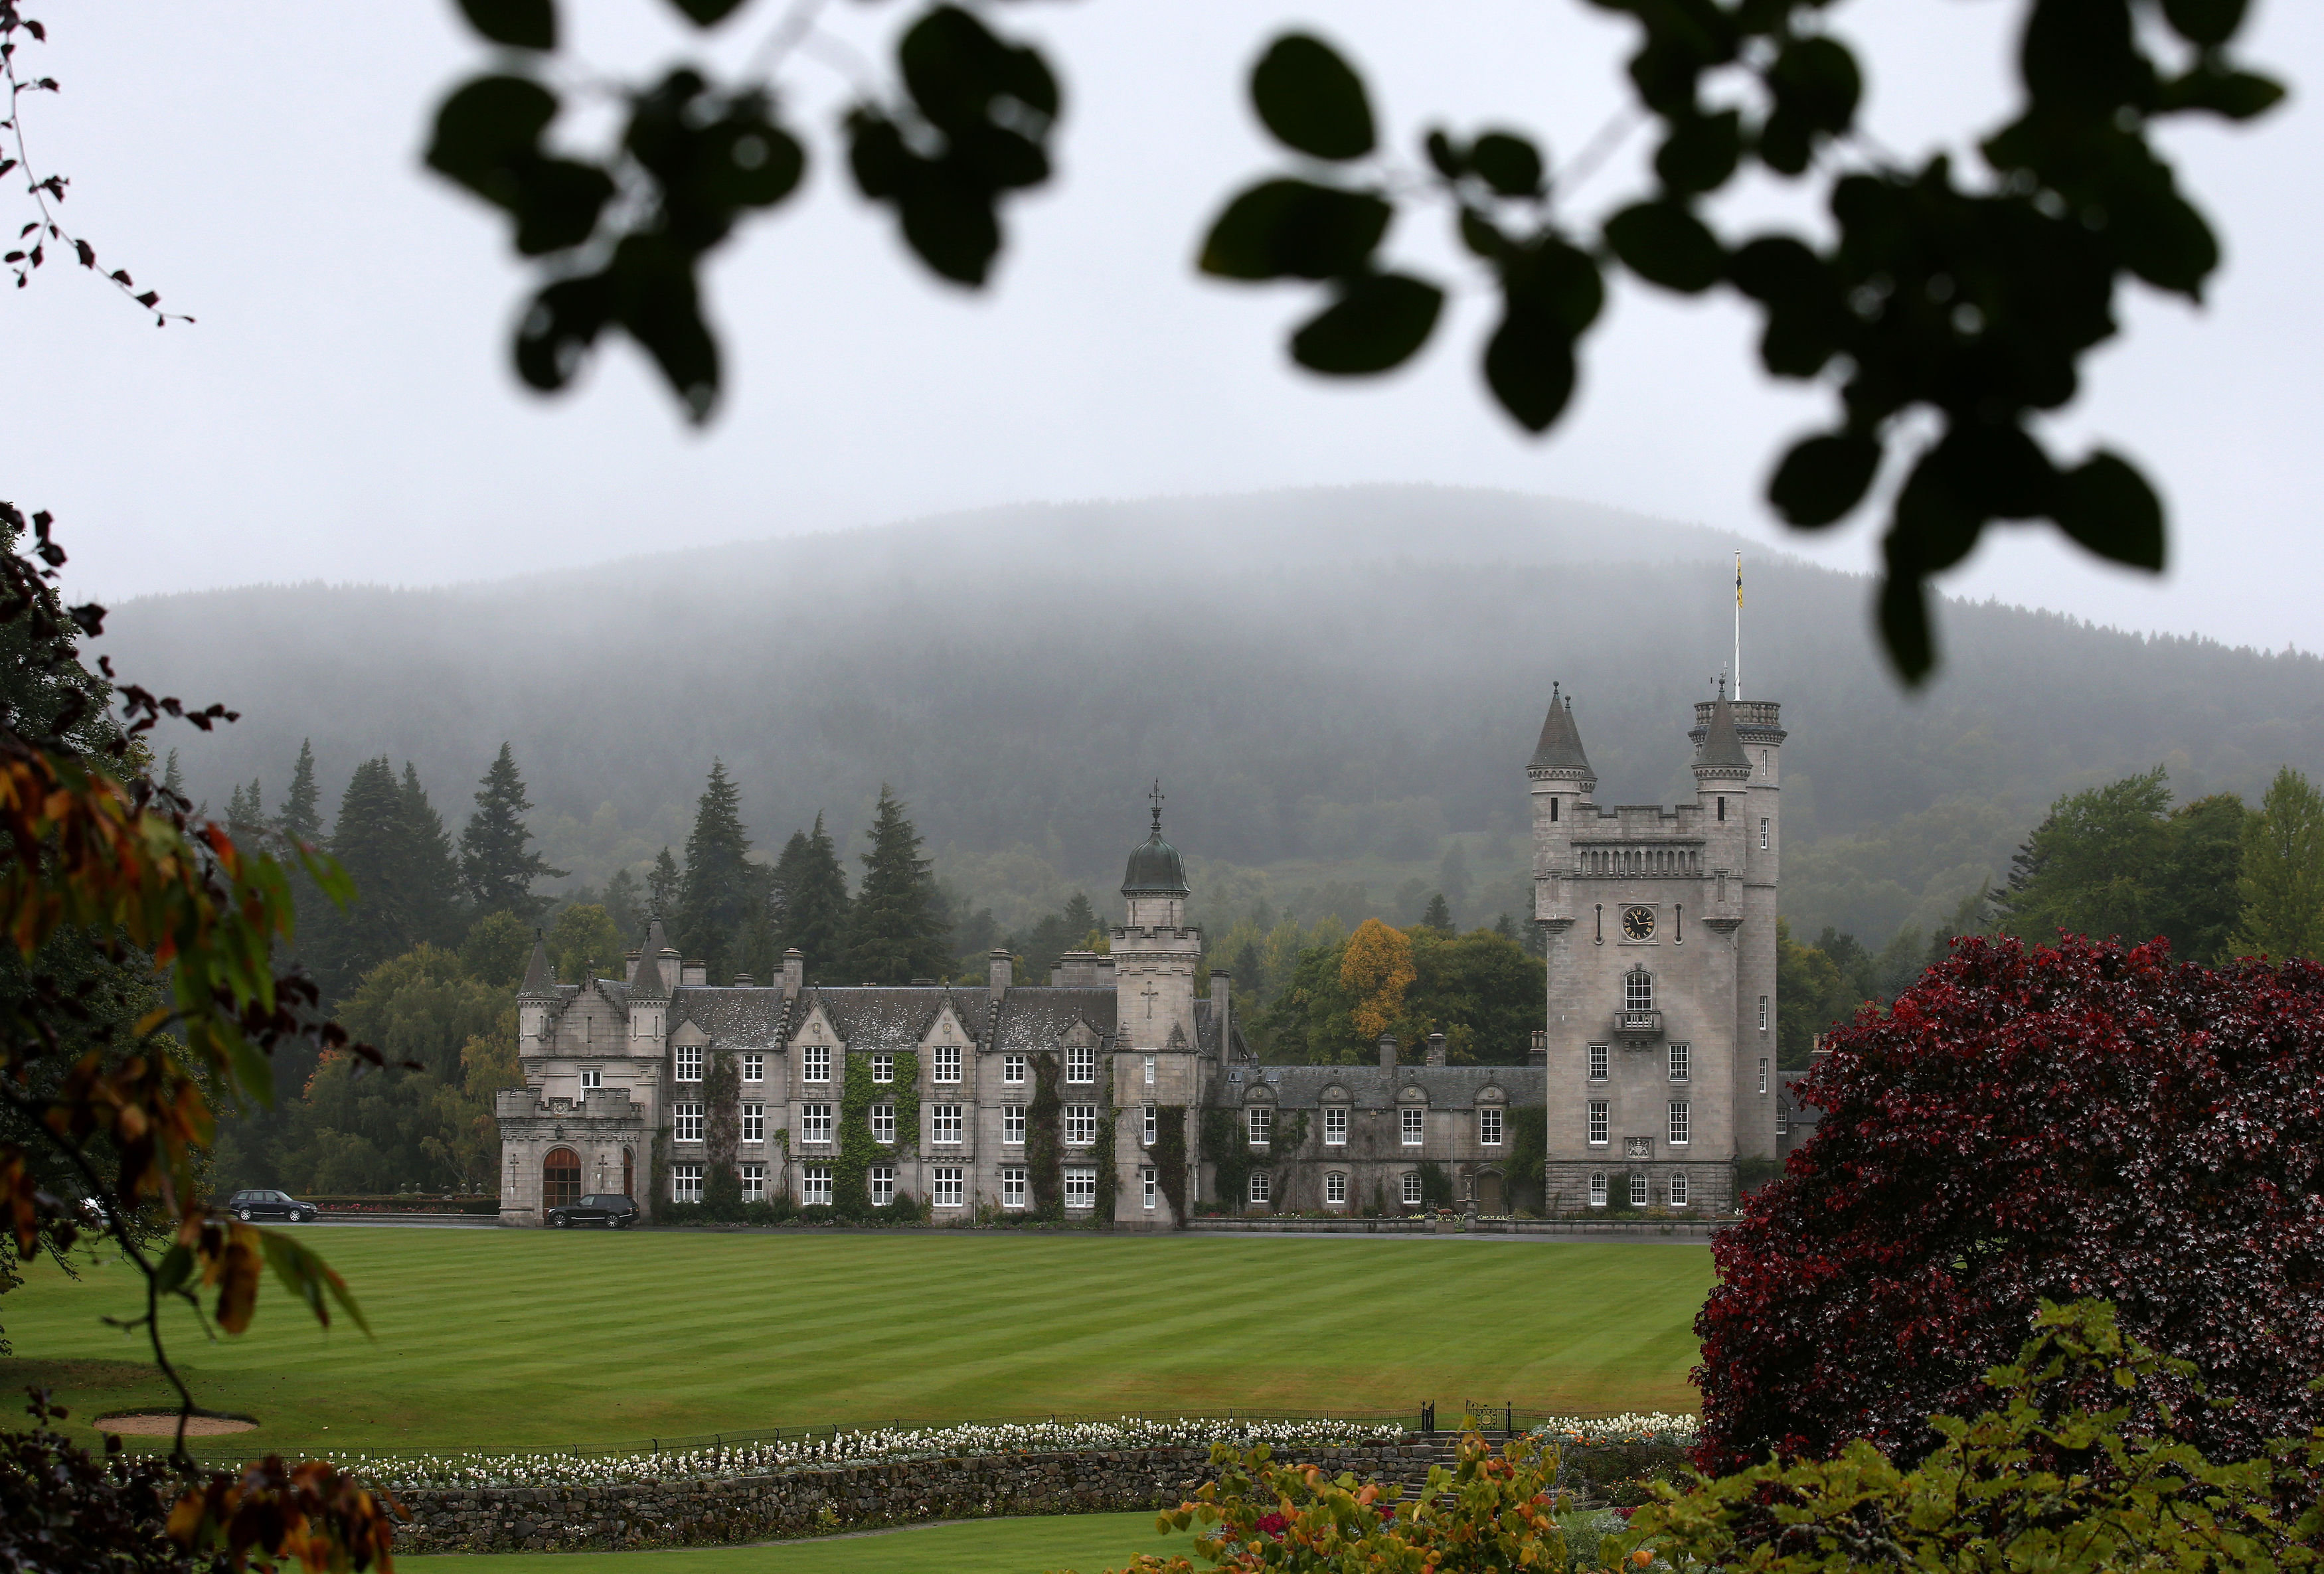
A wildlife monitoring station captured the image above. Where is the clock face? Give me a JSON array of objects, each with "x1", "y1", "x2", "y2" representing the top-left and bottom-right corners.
[{"x1": 1621, "y1": 905, "x2": 1656, "y2": 941}]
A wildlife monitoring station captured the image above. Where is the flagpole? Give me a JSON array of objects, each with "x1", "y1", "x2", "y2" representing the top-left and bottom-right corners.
[{"x1": 1733, "y1": 551, "x2": 1743, "y2": 702}]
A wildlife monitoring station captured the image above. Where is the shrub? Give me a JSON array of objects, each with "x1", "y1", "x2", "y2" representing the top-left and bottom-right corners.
[
  {"x1": 1629, "y1": 1300, "x2": 2317, "y2": 1573},
  {"x1": 1698, "y1": 935, "x2": 2324, "y2": 1474},
  {"x1": 0, "y1": 1392, "x2": 194, "y2": 1572}
]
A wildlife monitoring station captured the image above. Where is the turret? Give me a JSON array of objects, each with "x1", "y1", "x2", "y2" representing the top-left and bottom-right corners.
[
  {"x1": 627, "y1": 918, "x2": 670, "y2": 1048},
  {"x1": 1528, "y1": 684, "x2": 1594, "y2": 927},
  {"x1": 1691, "y1": 690, "x2": 1752, "y2": 925},
  {"x1": 518, "y1": 930, "x2": 556, "y2": 1050}
]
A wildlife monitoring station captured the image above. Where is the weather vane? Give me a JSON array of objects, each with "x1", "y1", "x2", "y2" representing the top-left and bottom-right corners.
[{"x1": 1148, "y1": 778, "x2": 1165, "y2": 833}]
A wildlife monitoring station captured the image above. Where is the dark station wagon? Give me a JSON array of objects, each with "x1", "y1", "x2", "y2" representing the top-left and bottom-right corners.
[
  {"x1": 547, "y1": 1194, "x2": 638, "y2": 1229},
  {"x1": 226, "y1": 1189, "x2": 316, "y2": 1223}
]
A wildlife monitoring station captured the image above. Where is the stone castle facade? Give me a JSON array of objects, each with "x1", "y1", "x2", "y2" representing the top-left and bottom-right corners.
[{"x1": 495, "y1": 687, "x2": 1780, "y2": 1223}]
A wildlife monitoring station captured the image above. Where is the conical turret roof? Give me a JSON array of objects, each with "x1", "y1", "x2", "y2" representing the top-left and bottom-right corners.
[
  {"x1": 628, "y1": 918, "x2": 671, "y2": 1000},
  {"x1": 1528, "y1": 684, "x2": 1593, "y2": 777},
  {"x1": 519, "y1": 931, "x2": 555, "y2": 996},
  {"x1": 1695, "y1": 694, "x2": 1751, "y2": 773}
]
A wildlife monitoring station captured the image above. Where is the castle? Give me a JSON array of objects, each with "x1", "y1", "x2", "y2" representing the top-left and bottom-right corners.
[{"x1": 495, "y1": 690, "x2": 1782, "y2": 1223}]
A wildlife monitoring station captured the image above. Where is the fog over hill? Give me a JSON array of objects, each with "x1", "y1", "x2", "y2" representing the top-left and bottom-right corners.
[{"x1": 100, "y1": 487, "x2": 2324, "y2": 946}]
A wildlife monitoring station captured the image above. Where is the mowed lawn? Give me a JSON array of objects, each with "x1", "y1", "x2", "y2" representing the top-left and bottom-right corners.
[
  {"x1": 402, "y1": 1512, "x2": 1194, "y2": 1574},
  {"x1": 2, "y1": 1228, "x2": 1712, "y2": 1458}
]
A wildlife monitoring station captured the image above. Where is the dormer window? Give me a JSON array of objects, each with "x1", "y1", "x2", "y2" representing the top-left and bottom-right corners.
[
  {"x1": 802, "y1": 1044, "x2": 831, "y2": 1083},
  {"x1": 674, "y1": 1044, "x2": 702, "y2": 1082}
]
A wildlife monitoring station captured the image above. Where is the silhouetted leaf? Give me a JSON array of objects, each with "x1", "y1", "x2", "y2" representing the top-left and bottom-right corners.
[
  {"x1": 2158, "y1": 65, "x2": 2283, "y2": 120},
  {"x1": 1199, "y1": 179, "x2": 1390, "y2": 281},
  {"x1": 900, "y1": 6, "x2": 1059, "y2": 135},
  {"x1": 1485, "y1": 307, "x2": 1578, "y2": 433},
  {"x1": 1768, "y1": 38, "x2": 1860, "y2": 135},
  {"x1": 456, "y1": 0, "x2": 555, "y2": 50},
  {"x1": 610, "y1": 236, "x2": 718, "y2": 420},
  {"x1": 2161, "y1": 0, "x2": 2248, "y2": 46},
  {"x1": 661, "y1": 0, "x2": 748, "y2": 25},
  {"x1": 1770, "y1": 433, "x2": 1881, "y2": 527},
  {"x1": 513, "y1": 271, "x2": 613, "y2": 391},
  {"x1": 1424, "y1": 129, "x2": 1464, "y2": 180},
  {"x1": 2056, "y1": 450, "x2": 2165, "y2": 570},
  {"x1": 259, "y1": 1228, "x2": 370, "y2": 1335},
  {"x1": 509, "y1": 159, "x2": 614, "y2": 256},
  {"x1": 1251, "y1": 34, "x2": 1375, "y2": 161},
  {"x1": 1655, "y1": 111, "x2": 1740, "y2": 195},
  {"x1": 1290, "y1": 272, "x2": 1443, "y2": 374},
  {"x1": 1604, "y1": 200, "x2": 1724, "y2": 293},
  {"x1": 426, "y1": 74, "x2": 557, "y2": 203},
  {"x1": 1726, "y1": 236, "x2": 1844, "y2": 376},
  {"x1": 1470, "y1": 132, "x2": 1544, "y2": 198},
  {"x1": 1878, "y1": 565, "x2": 1934, "y2": 685}
]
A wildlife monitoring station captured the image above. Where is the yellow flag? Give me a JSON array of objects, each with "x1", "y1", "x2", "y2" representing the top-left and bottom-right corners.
[{"x1": 1735, "y1": 551, "x2": 1743, "y2": 607}]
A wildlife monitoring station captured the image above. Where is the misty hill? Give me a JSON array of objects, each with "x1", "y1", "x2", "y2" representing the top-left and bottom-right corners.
[{"x1": 98, "y1": 486, "x2": 2324, "y2": 947}]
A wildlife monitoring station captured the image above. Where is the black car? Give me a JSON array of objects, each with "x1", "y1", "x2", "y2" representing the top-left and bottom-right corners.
[
  {"x1": 547, "y1": 1194, "x2": 638, "y2": 1229},
  {"x1": 226, "y1": 1189, "x2": 315, "y2": 1223}
]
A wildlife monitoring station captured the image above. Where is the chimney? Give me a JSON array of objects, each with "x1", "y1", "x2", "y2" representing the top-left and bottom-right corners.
[
  {"x1": 1810, "y1": 1032, "x2": 1831, "y2": 1063},
  {"x1": 657, "y1": 947, "x2": 680, "y2": 990},
  {"x1": 1529, "y1": 1029, "x2": 1548, "y2": 1067},
  {"x1": 1377, "y1": 1032, "x2": 1398, "y2": 1073},
  {"x1": 1210, "y1": 969, "x2": 1232, "y2": 1060},
  {"x1": 1050, "y1": 962, "x2": 1064, "y2": 987},
  {"x1": 623, "y1": 947, "x2": 641, "y2": 983},
  {"x1": 989, "y1": 948, "x2": 1013, "y2": 995},
  {"x1": 1426, "y1": 1032, "x2": 1447, "y2": 1067},
  {"x1": 782, "y1": 948, "x2": 804, "y2": 994},
  {"x1": 680, "y1": 959, "x2": 707, "y2": 987},
  {"x1": 732, "y1": 973, "x2": 754, "y2": 988}
]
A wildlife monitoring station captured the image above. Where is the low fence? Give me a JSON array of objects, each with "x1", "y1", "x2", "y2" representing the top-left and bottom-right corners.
[
  {"x1": 304, "y1": 1195, "x2": 499, "y2": 1216},
  {"x1": 1185, "y1": 1216, "x2": 1728, "y2": 1239}
]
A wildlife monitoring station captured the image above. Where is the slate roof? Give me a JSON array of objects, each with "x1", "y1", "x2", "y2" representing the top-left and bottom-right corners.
[
  {"x1": 803, "y1": 985, "x2": 995, "y2": 1050},
  {"x1": 1529, "y1": 685, "x2": 1593, "y2": 777},
  {"x1": 991, "y1": 986, "x2": 1118, "y2": 1053},
  {"x1": 1240, "y1": 1063, "x2": 1548, "y2": 1110},
  {"x1": 1695, "y1": 694, "x2": 1751, "y2": 773},
  {"x1": 519, "y1": 934, "x2": 555, "y2": 997},
  {"x1": 671, "y1": 986, "x2": 793, "y2": 1051},
  {"x1": 627, "y1": 919, "x2": 671, "y2": 1001}
]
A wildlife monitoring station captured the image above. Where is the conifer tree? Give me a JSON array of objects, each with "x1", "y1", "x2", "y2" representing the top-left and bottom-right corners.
[
  {"x1": 398, "y1": 761, "x2": 466, "y2": 949},
  {"x1": 1420, "y1": 893, "x2": 1454, "y2": 932},
  {"x1": 673, "y1": 761, "x2": 758, "y2": 983},
  {"x1": 307, "y1": 757, "x2": 408, "y2": 1001},
  {"x1": 771, "y1": 814, "x2": 851, "y2": 971},
  {"x1": 281, "y1": 738, "x2": 323, "y2": 846},
  {"x1": 841, "y1": 786, "x2": 951, "y2": 983},
  {"x1": 2236, "y1": 766, "x2": 2324, "y2": 960},
  {"x1": 457, "y1": 743, "x2": 567, "y2": 919},
  {"x1": 601, "y1": 866, "x2": 646, "y2": 941},
  {"x1": 160, "y1": 748, "x2": 185, "y2": 801},
  {"x1": 648, "y1": 847, "x2": 681, "y2": 919}
]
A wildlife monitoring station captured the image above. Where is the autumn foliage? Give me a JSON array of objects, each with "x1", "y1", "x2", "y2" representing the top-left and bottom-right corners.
[
  {"x1": 1337, "y1": 919, "x2": 1416, "y2": 1043},
  {"x1": 1697, "y1": 933, "x2": 2324, "y2": 1475}
]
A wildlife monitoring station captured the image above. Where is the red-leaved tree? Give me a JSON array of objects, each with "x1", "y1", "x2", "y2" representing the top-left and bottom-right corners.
[{"x1": 1696, "y1": 933, "x2": 2324, "y2": 1474}]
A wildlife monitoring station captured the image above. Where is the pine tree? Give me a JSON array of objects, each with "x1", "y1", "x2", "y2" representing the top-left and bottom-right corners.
[
  {"x1": 306, "y1": 757, "x2": 408, "y2": 1001},
  {"x1": 281, "y1": 739, "x2": 323, "y2": 846},
  {"x1": 1420, "y1": 893, "x2": 1454, "y2": 931},
  {"x1": 601, "y1": 866, "x2": 646, "y2": 940},
  {"x1": 160, "y1": 748, "x2": 185, "y2": 801},
  {"x1": 398, "y1": 761, "x2": 465, "y2": 947},
  {"x1": 772, "y1": 814, "x2": 851, "y2": 970},
  {"x1": 673, "y1": 761, "x2": 758, "y2": 983},
  {"x1": 457, "y1": 743, "x2": 567, "y2": 919},
  {"x1": 648, "y1": 847, "x2": 681, "y2": 918},
  {"x1": 841, "y1": 786, "x2": 952, "y2": 984},
  {"x1": 2236, "y1": 766, "x2": 2324, "y2": 959}
]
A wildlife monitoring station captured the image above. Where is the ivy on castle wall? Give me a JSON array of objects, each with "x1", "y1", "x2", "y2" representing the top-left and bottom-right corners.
[
  {"x1": 1027, "y1": 1051, "x2": 1062, "y2": 1216},
  {"x1": 1092, "y1": 1107, "x2": 1119, "y2": 1221},
  {"x1": 1153, "y1": 1105, "x2": 1188, "y2": 1224},
  {"x1": 1201, "y1": 1106, "x2": 1252, "y2": 1215},
  {"x1": 837, "y1": 1048, "x2": 921, "y2": 1218},
  {"x1": 703, "y1": 1050, "x2": 743, "y2": 1215}
]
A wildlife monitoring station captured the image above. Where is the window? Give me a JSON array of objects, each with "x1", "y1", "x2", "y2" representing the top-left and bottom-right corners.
[
  {"x1": 1248, "y1": 1106, "x2": 1272, "y2": 1146},
  {"x1": 1067, "y1": 1045, "x2": 1095, "y2": 1083},
  {"x1": 1716, "y1": 795, "x2": 1726, "y2": 821},
  {"x1": 1141, "y1": 1166, "x2": 1157, "y2": 1210},
  {"x1": 741, "y1": 1103, "x2": 764, "y2": 1142},
  {"x1": 1141, "y1": 1103, "x2": 1157, "y2": 1146},
  {"x1": 933, "y1": 1166, "x2": 964, "y2": 1208},
  {"x1": 671, "y1": 1163, "x2": 703, "y2": 1204},
  {"x1": 1479, "y1": 1107, "x2": 1503, "y2": 1145},
  {"x1": 1758, "y1": 995, "x2": 1768, "y2": 1032},
  {"x1": 1669, "y1": 1172, "x2": 1689, "y2": 1207},
  {"x1": 740, "y1": 1162, "x2": 766, "y2": 1203},
  {"x1": 801, "y1": 1164, "x2": 831, "y2": 1206},
  {"x1": 1248, "y1": 1170, "x2": 1271, "y2": 1204},
  {"x1": 1064, "y1": 1167, "x2": 1096, "y2": 1208},
  {"x1": 934, "y1": 1044, "x2": 961, "y2": 1083},
  {"x1": 1761, "y1": 817, "x2": 1770, "y2": 849},
  {"x1": 742, "y1": 1052, "x2": 764, "y2": 1082},
  {"x1": 1001, "y1": 1165, "x2": 1027, "y2": 1208},
  {"x1": 1669, "y1": 1042, "x2": 1690, "y2": 1080},
  {"x1": 931, "y1": 1103, "x2": 963, "y2": 1144},
  {"x1": 802, "y1": 1044, "x2": 830, "y2": 1083},
  {"x1": 673, "y1": 1103, "x2": 705, "y2": 1142},
  {"x1": 869, "y1": 1165, "x2": 895, "y2": 1207},
  {"x1": 871, "y1": 1103, "x2": 895, "y2": 1144},
  {"x1": 1002, "y1": 1104, "x2": 1026, "y2": 1144},
  {"x1": 1777, "y1": 1099, "x2": 1789, "y2": 1136},
  {"x1": 1588, "y1": 1044, "x2": 1609, "y2": 1080},
  {"x1": 675, "y1": 1044, "x2": 703, "y2": 1082},
  {"x1": 544, "y1": 1148, "x2": 581, "y2": 1209},
  {"x1": 1324, "y1": 1107, "x2": 1348, "y2": 1145},
  {"x1": 1401, "y1": 1172, "x2": 1423, "y2": 1206},
  {"x1": 1142, "y1": 1054, "x2": 1155, "y2": 1085},
  {"x1": 1325, "y1": 1172, "x2": 1347, "y2": 1205},
  {"x1": 1669, "y1": 1101, "x2": 1690, "y2": 1145},
  {"x1": 1550, "y1": 798, "x2": 1560, "y2": 822},
  {"x1": 1587, "y1": 1101, "x2": 1608, "y2": 1146},
  {"x1": 1003, "y1": 1053, "x2": 1025, "y2": 1084},
  {"x1": 1625, "y1": 971, "x2": 1654, "y2": 1012},
  {"x1": 1630, "y1": 1172, "x2": 1649, "y2": 1207},
  {"x1": 1759, "y1": 1057, "x2": 1769, "y2": 1095},
  {"x1": 1401, "y1": 1106, "x2": 1424, "y2": 1146},
  {"x1": 801, "y1": 1103, "x2": 833, "y2": 1144},
  {"x1": 1588, "y1": 1171, "x2": 1607, "y2": 1207},
  {"x1": 1064, "y1": 1104, "x2": 1098, "y2": 1146},
  {"x1": 579, "y1": 1066, "x2": 601, "y2": 1090},
  {"x1": 871, "y1": 1052, "x2": 894, "y2": 1083}
]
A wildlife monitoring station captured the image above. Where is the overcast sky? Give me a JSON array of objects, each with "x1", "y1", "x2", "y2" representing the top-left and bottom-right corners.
[{"x1": 11, "y1": 2, "x2": 2319, "y2": 656}]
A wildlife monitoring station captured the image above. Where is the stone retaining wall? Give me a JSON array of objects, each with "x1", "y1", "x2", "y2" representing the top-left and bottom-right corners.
[{"x1": 390, "y1": 1442, "x2": 1446, "y2": 1555}]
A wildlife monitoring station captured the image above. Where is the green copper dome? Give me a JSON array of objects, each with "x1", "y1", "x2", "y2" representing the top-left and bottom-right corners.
[{"x1": 1122, "y1": 787, "x2": 1190, "y2": 898}]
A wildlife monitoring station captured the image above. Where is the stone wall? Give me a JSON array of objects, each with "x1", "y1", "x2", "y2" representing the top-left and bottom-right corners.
[{"x1": 390, "y1": 1442, "x2": 1444, "y2": 1555}]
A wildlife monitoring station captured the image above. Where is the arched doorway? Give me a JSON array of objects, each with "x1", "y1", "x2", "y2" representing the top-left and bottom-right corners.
[
  {"x1": 622, "y1": 1146, "x2": 634, "y2": 1200},
  {"x1": 543, "y1": 1147, "x2": 581, "y2": 1210}
]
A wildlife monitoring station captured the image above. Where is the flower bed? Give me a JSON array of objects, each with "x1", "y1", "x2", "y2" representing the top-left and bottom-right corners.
[
  {"x1": 1531, "y1": 1412, "x2": 1699, "y2": 1447},
  {"x1": 335, "y1": 1415, "x2": 1406, "y2": 1494}
]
